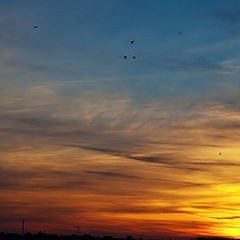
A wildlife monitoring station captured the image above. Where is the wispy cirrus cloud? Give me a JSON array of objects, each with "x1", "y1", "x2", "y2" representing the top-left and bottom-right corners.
[
  {"x1": 213, "y1": 216, "x2": 240, "y2": 220},
  {"x1": 1, "y1": 85, "x2": 240, "y2": 235},
  {"x1": 215, "y1": 9, "x2": 240, "y2": 24},
  {"x1": 84, "y1": 170, "x2": 142, "y2": 179}
]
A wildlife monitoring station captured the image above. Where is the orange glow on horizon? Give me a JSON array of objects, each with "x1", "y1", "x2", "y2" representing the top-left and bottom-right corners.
[{"x1": 1, "y1": 98, "x2": 240, "y2": 238}]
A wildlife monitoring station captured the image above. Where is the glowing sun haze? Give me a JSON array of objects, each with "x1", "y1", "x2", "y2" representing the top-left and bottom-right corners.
[{"x1": 1, "y1": 0, "x2": 240, "y2": 238}]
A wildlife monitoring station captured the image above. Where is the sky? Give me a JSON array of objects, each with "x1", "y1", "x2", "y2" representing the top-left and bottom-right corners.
[{"x1": 2, "y1": 0, "x2": 240, "y2": 238}]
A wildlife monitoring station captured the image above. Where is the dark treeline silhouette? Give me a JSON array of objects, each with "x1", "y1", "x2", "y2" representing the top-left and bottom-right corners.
[
  {"x1": 1, "y1": 233, "x2": 239, "y2": 240},
  {"x1": 0, "y1": 232, "x2": 142, "y2": 240},
  {"x1": 196, "y1": 238, "x2": 240, "y2": 240}
]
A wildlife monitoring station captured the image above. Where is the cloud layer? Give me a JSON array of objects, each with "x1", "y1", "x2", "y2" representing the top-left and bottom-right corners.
[{"x1": 1, "y1": 84, "x2": 240, "y2": 237}]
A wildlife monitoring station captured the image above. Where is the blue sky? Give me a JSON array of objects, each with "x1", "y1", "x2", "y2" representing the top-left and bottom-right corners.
[{"x1": 1, "y1": 0, "x2": 240, "y2": 103}]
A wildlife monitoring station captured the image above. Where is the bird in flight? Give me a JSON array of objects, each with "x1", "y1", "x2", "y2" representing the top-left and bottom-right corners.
[
  {"x1": 132, "y1": 56, "x2": 136, "y2": 59},
  {"x1": 219, "y1": 152, "x2": 222, "y2": 155},
  {"x1": 124, "y1": 56, "x2": 127, "y2": 59},
  {"x1": 130, "y1": 40, "x2": 135, "y2": 44},
  {"x1": 34, "y1": 26, "x2": 38, "y2": 29}
]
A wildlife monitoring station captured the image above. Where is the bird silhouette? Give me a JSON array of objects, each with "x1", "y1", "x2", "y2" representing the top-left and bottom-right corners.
[
  {"x1": 219, "y1": 152, "x2": 222, "y2": 155},
  {"x1": 124, "y1": 56, "x2": 127, "y2": 59},
  {"x1": 34, "y1": 26, "x2": 38, "y2": 29},
  {"x1": 130, "y1": 40, "x2": 135, "y2": 44},
  {"x1": 132, "y1": 56, "x2": 136, "y2": 59}
]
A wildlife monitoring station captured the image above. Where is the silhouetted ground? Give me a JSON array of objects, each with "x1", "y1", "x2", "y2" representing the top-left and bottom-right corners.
[
  {"x1": 0, "y1": 233, "x2": 141, "y2": 240},
  {"x1": 0, "y1": 233, "x2": 239, "y2": 240},
  {"x1": 197, "y1": 238, "x2": 240, "y2": 240}
]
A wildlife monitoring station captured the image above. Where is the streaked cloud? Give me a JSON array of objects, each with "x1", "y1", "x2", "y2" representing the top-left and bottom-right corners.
[{"x1": 215, "y1": 10, "x2": 240, "y2": 24}]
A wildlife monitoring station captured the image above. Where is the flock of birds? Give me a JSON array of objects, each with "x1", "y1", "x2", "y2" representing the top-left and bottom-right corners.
[
  {"x1": 124, "y1": 32, "x2": 182, "y2": 60},
  {"x1": 32, "y1": 25, "x2": 222, "y2": 156},
  {"x1": 32, "y1": 26, "x2": 180, "y2": 62},
  {"x1": 124, "y1": 40, "x2": 136, "y2": 60}
]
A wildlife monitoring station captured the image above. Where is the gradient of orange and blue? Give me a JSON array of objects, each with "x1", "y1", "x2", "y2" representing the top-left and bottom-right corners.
[{"x1": 2, "y1": 0, "x2": 240, "y2": 238}]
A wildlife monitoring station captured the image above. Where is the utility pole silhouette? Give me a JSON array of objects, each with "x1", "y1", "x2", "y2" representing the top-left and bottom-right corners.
[
  {"x1": 22, "y1": 220, "x2": 25, "y2": 236},
  {"x1": 74, "y1": 226, "x2": 80, "y2": 236}
]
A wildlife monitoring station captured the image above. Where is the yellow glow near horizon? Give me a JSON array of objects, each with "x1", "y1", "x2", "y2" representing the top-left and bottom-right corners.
[{"x1": 1, "y1": 97, "x2": 240, "y2": 237}]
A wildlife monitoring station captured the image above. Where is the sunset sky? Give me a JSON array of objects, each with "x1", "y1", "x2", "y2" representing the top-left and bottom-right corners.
[{"x1": 2, "y1": 0, "x2": 240, "y2": 238}]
